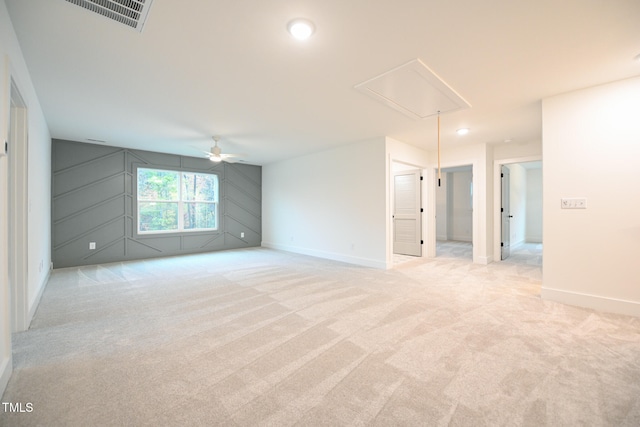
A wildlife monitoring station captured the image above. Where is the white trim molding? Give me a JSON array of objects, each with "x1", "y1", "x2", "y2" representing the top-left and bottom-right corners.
[
  {"x1": 477, "y1": 255, "x2": 493, "y2": 265},
  {"x1": 26, "y1": 269, "x2": 50, "y2": 327},
  {"x1": 261, "y1": 242, "x2": 386, "y2": 270},
  {"x1": 0, "y1": 354, "x2": 11, "y2": 397},
  {"x1": 542, "y1": 287, "x2": 640, "y2": 318}
]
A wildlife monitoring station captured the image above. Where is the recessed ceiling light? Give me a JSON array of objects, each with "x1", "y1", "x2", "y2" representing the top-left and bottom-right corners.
[
  {"x1": 287, "y1": 19, "x2": 315, "y2": 40},
  {"x1": 456, "y1": 128, "x2": 469, "y2": 136}
]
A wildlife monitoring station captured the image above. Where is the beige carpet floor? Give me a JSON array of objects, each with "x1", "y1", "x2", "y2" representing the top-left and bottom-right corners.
[{"x1": 1, "y1": 246, "x2": 639, "y2": 426}]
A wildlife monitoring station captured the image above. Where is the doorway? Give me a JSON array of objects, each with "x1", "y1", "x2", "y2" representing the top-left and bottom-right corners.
[
  {"x1": 498, "y1": 161, "x2": 542, "y2": 265},
  {"x1": 435, "y1": 165, "x2": 473, "y2": 259},
  {"x1": 8, "y1": 80, "x2": 29, "y2": 332}
]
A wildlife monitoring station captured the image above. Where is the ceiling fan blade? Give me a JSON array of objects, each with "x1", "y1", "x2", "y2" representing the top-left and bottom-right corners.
[{"x1": 194, "y1": 137, "x2": 247, "y2": 163}]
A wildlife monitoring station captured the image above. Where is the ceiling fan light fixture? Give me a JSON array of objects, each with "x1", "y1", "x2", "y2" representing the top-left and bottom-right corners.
[
  {"x1": 287, "y1": 19, "x2": 314, "y2": 40},
  {"x1": 205, "y1": 136, "x2": 243, "y2": 163}
]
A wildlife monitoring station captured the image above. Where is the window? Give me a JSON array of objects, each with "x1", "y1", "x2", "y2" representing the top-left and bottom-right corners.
[{"x1": 137, "y1": 167, "x2": 219, "y2": 234}]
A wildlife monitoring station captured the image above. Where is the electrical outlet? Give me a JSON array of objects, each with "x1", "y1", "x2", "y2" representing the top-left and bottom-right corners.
[
  {"x1": 561, "y1": 198, "x2": 587, "y2": 209},
  {"x1": 89, "y1": 242, "x2": 96, "y2": 250}
]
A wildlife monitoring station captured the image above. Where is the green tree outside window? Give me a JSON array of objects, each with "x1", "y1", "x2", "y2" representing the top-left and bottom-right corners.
[{"x1": 137, "y1": 168, "x2": 218, "y2": 233}]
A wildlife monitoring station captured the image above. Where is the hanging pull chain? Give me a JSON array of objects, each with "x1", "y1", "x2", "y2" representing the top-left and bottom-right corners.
[{"x1": 437, "y1": 111, "x2": 441, "y2": 187}]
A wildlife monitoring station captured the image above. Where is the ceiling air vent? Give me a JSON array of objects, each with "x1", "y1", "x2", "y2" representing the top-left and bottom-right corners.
[{"x1": 65, "y1": 0, "x2": 154, "y2": 32}]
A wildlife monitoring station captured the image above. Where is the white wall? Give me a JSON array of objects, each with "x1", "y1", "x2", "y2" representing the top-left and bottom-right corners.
[
  {"x1": 1, "y1": 1, "x2": 52, "y2": 395},
  {"x1": 542, "y1": 76, "x2": 640, "y2": 316},
  {"x1": 262, "y1": 137, "x2": 430, "y2": 270},
  {"x1": 262, "y1": 138, "x2": 387, "y2": 268},
  {"x1": 494, "y1": 140, "x2": 542, "y2": 162},
  {"x1": 525, "y1": 168, "x2": 542, "y2": 242}
]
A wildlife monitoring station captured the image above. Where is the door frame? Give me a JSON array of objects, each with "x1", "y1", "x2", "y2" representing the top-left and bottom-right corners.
[
  {"x1": 8, "y1": 78, "x2": 29, "y2": 332},
  {"x1": 388, "y1": 159, "x2": 427, "y2": 267},
  {"x1": 493, "y1": 155, "x2": 542, "y2": 262},
  {"x1": 435, "y1": 164, "x2": 474, "y2": 250},
  {"x1": 426, "y1": 161, "x2": 479, "y2": 262}
]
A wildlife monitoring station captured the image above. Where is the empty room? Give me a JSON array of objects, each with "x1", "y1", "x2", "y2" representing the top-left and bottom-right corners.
[{"x1": 1, "y1": 1, "x2": 640, "y2": 425}]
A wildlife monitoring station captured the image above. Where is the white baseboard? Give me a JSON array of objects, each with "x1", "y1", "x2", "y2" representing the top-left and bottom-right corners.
[
  {"x1": 541, "y1": 287, "x2": 640, "y2": 317},
  {"x1": 511, "y1": 240, "x2": 525, "y2": 250},
  {"x1": 26, "y1": 269, "x2": 50, "y2": 329},
  {"x1": 476, "y1": 255, "x2": 493, "y2": 265},
  {"x1": 0, "y1": 354, "x2": 11, "y2": 398},
  {"x1": 261, "y1": 242, "x2": 386, "y2": 269}
]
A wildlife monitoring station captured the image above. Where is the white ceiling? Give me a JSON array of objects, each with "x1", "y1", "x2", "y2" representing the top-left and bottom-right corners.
[{"x1": 5, "y1": 0, "x2": 640, "y2": 165}]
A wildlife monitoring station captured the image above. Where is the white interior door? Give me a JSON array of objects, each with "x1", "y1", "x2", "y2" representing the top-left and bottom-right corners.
[
  {"x1": 501, "y1": 165, "x2": 511, "y2": 260},
  {"x1": 393, "y1": 169, "x2": 422, "y2": 256}
]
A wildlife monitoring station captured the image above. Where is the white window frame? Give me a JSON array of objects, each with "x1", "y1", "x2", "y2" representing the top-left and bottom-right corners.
[{"x1": 136, "y1": 167, "x2": 219, "y2": 235}]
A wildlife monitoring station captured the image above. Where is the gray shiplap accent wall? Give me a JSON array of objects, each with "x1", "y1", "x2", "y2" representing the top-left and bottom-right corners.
[{"x1": 52, "y1": 139, "x2": 261, "y2": 268}]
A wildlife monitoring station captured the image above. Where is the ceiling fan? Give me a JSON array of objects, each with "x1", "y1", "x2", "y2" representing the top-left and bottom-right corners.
[{"x1": 204, "y1": 136, "x2": 243, "y2": 163}]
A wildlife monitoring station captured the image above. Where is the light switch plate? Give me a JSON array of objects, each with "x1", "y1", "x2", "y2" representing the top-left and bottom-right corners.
[{"x1": 561, "y1": 198, "x2": 587, "y2": 209}]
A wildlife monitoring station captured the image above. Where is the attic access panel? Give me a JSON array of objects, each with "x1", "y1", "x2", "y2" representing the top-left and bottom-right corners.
[
  {"x1": 65, "y1": 0, "x2": 154, "y2": 32},
  {"x1": 355, "y1": 59, "x2": 471, "y2": 119}
]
